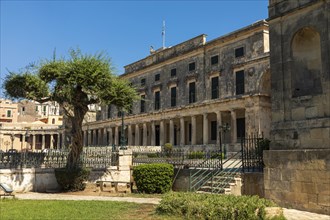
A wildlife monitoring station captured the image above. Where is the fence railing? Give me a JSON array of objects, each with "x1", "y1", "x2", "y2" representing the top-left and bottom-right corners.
[
  {"x1": 241, "y1": 133, "x2": 268, "y2": 172},
  {"x1": 0, "y1": 146, "x2": 118, "y2": 169},
  {"x1": 132, "y1": 149, "x2": 224, "y2": 168}
]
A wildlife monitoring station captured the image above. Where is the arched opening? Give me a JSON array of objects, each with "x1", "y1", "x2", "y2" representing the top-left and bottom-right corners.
[{"x1": 291, "y1": 27, "x2": 322, "y2": 97}]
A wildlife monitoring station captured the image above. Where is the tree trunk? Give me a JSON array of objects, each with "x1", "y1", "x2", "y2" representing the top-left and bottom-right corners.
[{"x1": 66, "y1": 106, "x2": 88, "y2": 169}]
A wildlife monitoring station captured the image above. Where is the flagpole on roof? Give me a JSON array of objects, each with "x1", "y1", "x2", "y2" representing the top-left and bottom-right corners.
[{"x1": 162, "y1": 20, "x2": 166, "y2": 49}]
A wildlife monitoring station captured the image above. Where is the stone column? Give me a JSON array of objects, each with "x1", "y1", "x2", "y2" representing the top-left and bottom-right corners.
[
  {"x1": 57, "y1": 133, "x2": 61, "y2": 148},
  {"x1": 231, "y1": 110, "x2": 237, "y2": 143},
  {"x1": 180, "y1": 117, "x2": 185, "y2": 146},
  {"x1": 114, "y1": 126, "x2": 119, "y2": 146},
  {"x1": 135, "y1": 125, "x2": 140, "y2": 146},
  {"x1": 169, "y1": 119, "x2": 174, "y2": 145},
  {"x1": 191, "y1": 115, "x2": 196, "y2": 145},
  {"x1": 87, "y1": 130, "x2": 92, "y2": 146},
  {"x1": 108, "y1": 127, "x2": 113, "y2": 146},
  {"x1": 50, "y1": 134, "x2": 54, "y2": 149},
  {"x1": 160, "y1": 120, "x2": 164, "y2": 146},
  {"x1": 92, "y1": 130, "x2": 96, "y2": 145},
  {"x1": 127, "y1": 125, "x2": 132, "y2": 146},
  {"x1": 143, "y1": 123, "x2": 147, "y2": 146},
  {"x1": 151, "y1": 121, "x2": 155, "y2": 146},
  {"x1": 203, "y1": 113, "x2": 208, "y2": 145},
  {"x1": 216, "y1": 111, "x2": 222, "y2": 145},
  {"x1": 42, "y1": 134, "x2": 45, "y2": 149},
  {"x1": 32, "y1": 134, "x2": 36, "y2": 151},
  {"x1": 62, "y1": 132, "x2": 66, "y2": 149}
]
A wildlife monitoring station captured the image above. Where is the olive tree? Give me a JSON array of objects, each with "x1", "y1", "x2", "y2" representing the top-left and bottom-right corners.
[{"x1": 4, "y1": 49, "x2": 138, "y2": 169}]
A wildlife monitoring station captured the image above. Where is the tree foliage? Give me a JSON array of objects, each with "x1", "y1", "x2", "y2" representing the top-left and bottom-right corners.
[{"x1": 3, "y1": 49, "x2": 139, "y2": 170}]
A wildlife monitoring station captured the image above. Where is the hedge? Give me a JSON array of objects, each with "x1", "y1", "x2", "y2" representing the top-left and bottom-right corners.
[
  {"x1": 156, "y1": 192, "x2": 283, "y2": 220},
  {"x1": 133, "y1": 163, "x2": 174, "y2": 194}
]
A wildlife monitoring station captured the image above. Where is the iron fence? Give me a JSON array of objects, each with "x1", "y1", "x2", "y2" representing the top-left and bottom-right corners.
[
  {"x1": 132, "y1": 149, "x2": 224, "y2": 168},
  {"x1": 241, "y1": 133, "x2": 268, "y2": 172},
  {"x1": 0, "y1": 147, "x2": 118, "y2": 169}
]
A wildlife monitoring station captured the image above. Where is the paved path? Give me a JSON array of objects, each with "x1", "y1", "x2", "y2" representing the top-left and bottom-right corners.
[{"x1": 14, "y1": 193, "x2": 330, "y2": 220}]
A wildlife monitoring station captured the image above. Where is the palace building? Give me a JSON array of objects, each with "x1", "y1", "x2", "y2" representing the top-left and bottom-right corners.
[{"x1": 84, "y1": 20, "x2": 271, "y2": 151}]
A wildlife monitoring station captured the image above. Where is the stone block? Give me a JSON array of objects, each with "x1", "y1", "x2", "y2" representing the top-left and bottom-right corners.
[
  {"x1": 301, "y1": 182, "x2": 316, "y2": 194},
  {"x1": 318, "y1": 194, "x2": 330, "y2": 207},
  {"x1": 292, "y1": 107, "x2": 306, "y2": 121},
  {"x1": 305, "y1": 107, "x2": 318, "y2": 119},
  {"x1": 316, "y1": 183, "x2": 330, "y2": 195},
  {"x1": 310, "y1": 128, "x2": 324, "y2": 139}
]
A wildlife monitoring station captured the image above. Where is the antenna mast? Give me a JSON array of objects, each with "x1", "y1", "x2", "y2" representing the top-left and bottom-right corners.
[{"x1": 162, "y1": 20, "x2": 166, "y2": 48}]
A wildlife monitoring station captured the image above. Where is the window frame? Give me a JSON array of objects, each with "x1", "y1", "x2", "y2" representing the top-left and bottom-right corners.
[
  {"x1": 235, "y1": 46, "x2": 245, "y2": 58},
  {"x1": 188, "y1": 81, "x2": 196, "y2": 103},
  {"x1": 140, "y1": 95, "x2": 146, "y2": 113},
  {"x1": 188, "y1": 62, "x2": 196, "y2": 71},
  {"x1": 211, "y1": 76, "x2": 219, "y2": 99},
  {"x1": 170, "y1": 86, "x2": 177, "y2": 107},
  {"x1": 154, "y1": 91, "x2": 161, "y2": 110},
  {"x1": 170, "y1": 68, "x2": 177, "y2": 77},
  {"x1": 211, "y1": 55, "x2": 219, "y2": 65}
]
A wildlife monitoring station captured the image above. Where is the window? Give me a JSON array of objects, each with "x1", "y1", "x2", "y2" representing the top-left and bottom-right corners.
[
  {"x1": 22, "y1": 107, "x2": 25, "y2": 112},
  {"x1": 236, "y1": 70, "x2": 245, "y2": 95},
  {"x1": 211, "y1": 121, "x2": 217, "y2": 141},
  {"x1": 171, "y1": 87, "x2": 177, "y2": 107},
  {"x1": 141, "y1": 78, "x2": 146, "y2": 86},
  {"x1": 189, "y1": 82, "x2": 196, "y2": 103},
  {"x1": 154, "y1": 91, "x2": 160, "y2": 110},
  {"x1": 52, "y1": 118, "x2": 56, "y2": 124},
  {"x1": 35, "y1": 106, "x2": 38, "y2": 112},
  {"x1": 171, "y1": 68, "x2": 177, "y2": 77},
  {"x1": 155, "y1": 73, "x2": 160, "y2": 81},
  {"x1": 6, "y1": 110, "x2": 12, "y2": 117},
  {"x1": 236, "y1": 118, "x2": 246, "y2": 140},
  {"x1": 211, "y1": 76, "x2": 219, "y2": 99},
  {"x1": 107, "y1": 105, "x2": 111, "y2": 119},
  {"x1": 235, "y1": 47, "x2": 244, "y2": 58},
  {"x1": 211, "y1": 55, "x2": 219, "y2": 65},
  {"x1": 189, "y1": 62, "x2": 196, "y2": 71},
  {"x1": 140, "y1": 95, "x2": 145, "y2": 113}
]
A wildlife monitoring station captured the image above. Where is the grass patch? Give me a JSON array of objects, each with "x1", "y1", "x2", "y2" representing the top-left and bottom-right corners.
[{"x1": 0, "y1": 199, "x2": 180, "y2": 220}]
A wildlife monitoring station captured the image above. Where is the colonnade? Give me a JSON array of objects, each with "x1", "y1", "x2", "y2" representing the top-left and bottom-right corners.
[{"x1": 83, "y1": 109, "x2": 247, "y2": 148}]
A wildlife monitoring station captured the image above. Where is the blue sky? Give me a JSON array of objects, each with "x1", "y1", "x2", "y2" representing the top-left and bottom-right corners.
[{"x1": 0, "y1": 0, "x2": 268, "y2": 97}]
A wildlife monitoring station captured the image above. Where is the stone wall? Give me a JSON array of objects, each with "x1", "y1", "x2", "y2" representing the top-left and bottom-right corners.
[
  {"x1": 242, "y1": 172, "x2": 264, "y2": 197},
  {"x1": 0, "y1": 150, "x2": 133, "y2": 193},
  {"x1": 264, "y1": 149, "x2": 330, "y2": 215}
]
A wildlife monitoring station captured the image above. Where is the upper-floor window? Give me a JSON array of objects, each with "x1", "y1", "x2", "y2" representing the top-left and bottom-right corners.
[
  {"x1": 171, "y1": 68, "x2": 177, "y2": 77},
  {"x1": 140, "y1": 95, "x2": 145, "y2": 113},
  {"x1": 171, "y1": 87, "x2": 177, "y2": 107},
  {"x1": 6, "y1": 110, "x2": 12, "y2": 117},
  {"x1": 155, "y1": 73, "x2": 160, "y2": 81},
  {"x1": 154, "y1": 91, "x2": 160, "y2": 110},
  {"x1": 235, "y1": 47, "x2": 245, "y2": 58},
  {"x1": 211, "y1": 76, "x2": 219, "y2": 99},
  {"x1": 189, "y1": 82, "x2": 196, "y2": 103},
  {"x1": 211, "y1": 55, "x2": 219, "y2": 65},
  {"x1": 52, "y1": 118, "x2": 56, "y2": 124},
  {"x1": 141, "y1": 78, "x2": 146, "y2": 86},
  {"x1": 236, "y1": 70, "x2": 245, "y2": 95},
  {"x1": 35, "y1": 106, "x2": 38, "y2": 112},
  {"x1": 189, "y1": 62, "x2": 196, "y2": 71}
]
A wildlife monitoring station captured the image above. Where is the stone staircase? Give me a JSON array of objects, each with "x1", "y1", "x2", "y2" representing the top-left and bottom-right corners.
[{"x1": 196, "y1": 172, "x2": 242, "y2": 195}]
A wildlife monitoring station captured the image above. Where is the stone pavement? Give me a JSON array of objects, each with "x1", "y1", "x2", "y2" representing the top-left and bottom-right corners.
[{"x1": 13, "y1": 193, "x2": 330, "y2": 220}]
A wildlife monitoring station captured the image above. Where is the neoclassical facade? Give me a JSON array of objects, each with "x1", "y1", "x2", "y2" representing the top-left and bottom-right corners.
[{"x1": 84, "y1": 20, "x2": 271, "y2": 151}]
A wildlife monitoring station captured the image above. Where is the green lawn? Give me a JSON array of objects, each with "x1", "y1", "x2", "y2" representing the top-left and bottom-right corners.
[{"x1": 0, "y1": 199, "x2": 180, "y2": 220}]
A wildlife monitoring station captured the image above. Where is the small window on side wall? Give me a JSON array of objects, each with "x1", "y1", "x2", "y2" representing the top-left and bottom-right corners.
[
  {"x1": 141, "y1": 78, "x2": 146, "y2": 86},
  {"x1": 189, "y1": 62, "x2": 196, "y2": 71},
  {"x1": 171, "y1": 68, "x2": 176, "y2": 77},
  {"x1": 155, "y1": 73, "x2": 160, "y2": 81},
  {"x1": 211, "y1": 55, "x2": 219, "y2": 65},
  {"x1": 235, "y1": 47, "x2": 244, "y2": 58}
]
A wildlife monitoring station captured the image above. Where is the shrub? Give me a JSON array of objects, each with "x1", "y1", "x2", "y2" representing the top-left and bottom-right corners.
[
  {"x1": 257, "y1": 138, "x2": 271, "y2": 157},
  {"x1": 187, "y1": 151, "x2": 205, "y2": 159},
  {"x1": 55, "y1": 168, "x2": 90, "y2": 192},
  {"x1": 156, "y1": 192, "x2": 281, "y2": 220},
  {"x1": 163, "y1": 143, "x2": 173, "y2": 157},
  {"x1": 133, "y1": 163, "x2": 174, "y2": 194}
]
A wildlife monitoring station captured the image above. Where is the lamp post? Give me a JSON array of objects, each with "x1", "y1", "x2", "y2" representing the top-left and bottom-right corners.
[
  {"x1": 219, "y1": 123, "x2": 231, "y2": 170},
  {"x1": 120, "y1": 109, "x2": 127, "y2": 150}
]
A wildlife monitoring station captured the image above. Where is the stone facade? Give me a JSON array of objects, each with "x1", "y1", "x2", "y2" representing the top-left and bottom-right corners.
[
  {"x1": 264, "y1": 0, "x2": 330, "y2": 215},
  {"x1": 84, "y1": 20, "x2": 271, "y2": 151}
]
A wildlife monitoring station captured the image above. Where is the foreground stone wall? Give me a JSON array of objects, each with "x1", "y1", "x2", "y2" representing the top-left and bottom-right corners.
[
  {"x1": 242, "y1": 172, "x2": 264, "y2": 198},
  {"x1": 0, "y1": 150, "x2": 132, "y2": 193},
  {"x1": 264, "y1": 149, "x2": 330, "y2": 215}
]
